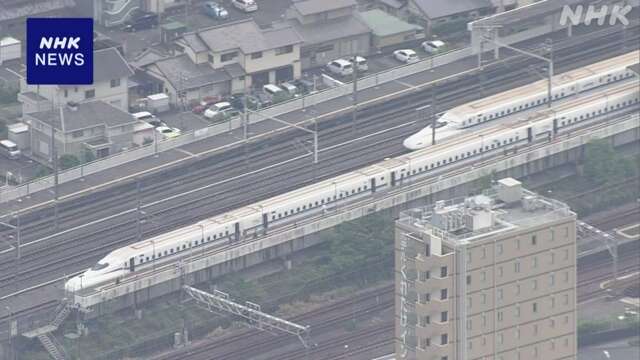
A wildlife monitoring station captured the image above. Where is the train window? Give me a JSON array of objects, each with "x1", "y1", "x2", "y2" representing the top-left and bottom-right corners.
[
  {"x1": 455, "y1": 155, "x2": 459, "y2": 160},
  {"x1": 170, "y1": 249, "x2": 174, "y2": 254},
  {"x1": 477, "y1": 119, "x2": 481, "y2": 123},
  {"x1": 351, "y1": 189, "x2": 355, "y2": 194},
  {"x1": 358, "y1": 187, "x2": 361, "y2": 192},
  {"x1": 195, "y1": 240, "x2": 199, "y2": 245},
  {"x1": 146, "y1": 257, "x2": 150, "y2": 261},
  {"x1": 207, "y1": 236, "x2": 211, "y2": 241},
  {"x1": 296, "y1": 207, "x2": 300, "y2": 212},
  {"x1": 225, "y1": 231, "x2": 229, "y2": 236},
  {"x1": 436, "y1": 161, "x2": 440, "y2": 166}
]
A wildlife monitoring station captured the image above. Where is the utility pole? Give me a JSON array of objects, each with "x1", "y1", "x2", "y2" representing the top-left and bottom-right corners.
[
  {"x1": 136, "y1": 179, "x2": 142, "y2": 242},
  {"x1": 351, "y1": 55, "x2": 359, "y2": 133},
  {"x1": 157, "y1": 0, "x2": 163, "y2": 43},
  {"x1": 51, "y1": 115, "x2": 59, "y2": 231},
  {"x1": 545, "y1": 38, "x2": 554, "y2": 109}
]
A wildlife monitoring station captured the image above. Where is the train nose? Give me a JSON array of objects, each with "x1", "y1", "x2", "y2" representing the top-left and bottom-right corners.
[
  {"x1": 65, "y1": 277, "x2": 81, "y2": 292},
  {"x1": 403, "y1": 136, "x2": 424, "y2": 150}
]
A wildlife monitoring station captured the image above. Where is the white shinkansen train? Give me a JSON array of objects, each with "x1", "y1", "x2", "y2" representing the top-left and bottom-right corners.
[
  {"x1": 403, "y1": 50, "x2": 640, "y2": 150},
  {"x1": 65, "y1": 78, "x2": 640, "y2": 293}
]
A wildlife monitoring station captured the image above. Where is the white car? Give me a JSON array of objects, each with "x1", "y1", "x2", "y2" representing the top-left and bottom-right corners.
[
  {"x1": 349, "y1": 56, "x2": 368, "y2": 72},
  {"x1": 326, "y1": 59, "x2": 354, "y2": 77},
  {"x1": 156, "y1": 126, "x2": 181, "y2": 139},
  {"x1": 422, "y1": 40, "x2": 446, "y2": 54},
  {"x1": 393, "y1": 49, "x2": 418, "y2": 64},
  {"x1": 204, "y1": 101, "x2": 233, "y2": 119},
  {"x1": 232, "y1": 0, "x2": 257, "y2": 12}
]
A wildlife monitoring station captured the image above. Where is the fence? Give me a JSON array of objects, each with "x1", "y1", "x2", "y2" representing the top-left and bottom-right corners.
[{"x1": 0, "y1": 48, "x2": 473, "y2": 204}]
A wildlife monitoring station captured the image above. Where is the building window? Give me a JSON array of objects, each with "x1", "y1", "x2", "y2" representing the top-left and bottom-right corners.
[
  {"x1": 441, "y1": 334, "x2": 448, "y2": 345},
  {"x1": 440, "y1": 288, "x2": 448, "y2": 300},
  {"x1": 440, "y1": 266, "x2": 448, "y2": 278},
  {"x1": 441, "y1": 311, "x2": 448, "y2": 323},
  {"x1": 420, "y1": 315, "x2": 430, "y2": 326},
  {"x1": 251, "y1": 51, "x2": 263, "y2": 59},
  {"x1": 532, "y1": 302, "x2": 538, "y2": 313},
  {"x1": 208, "y1": 54, "x2": 214, "y2": 63},
  {"x1": 420, "y1": 337, "x2": 430, "y2": 349},
  {"x1": 419, "y1": 271, "x2": 430, "y2": 281},
  {"x1": 532, "y1": 234, "x2": 537, "y2": 245},
  {"x1": 497, "y1": 311, "x2": 503, "y2": 322},
  {"x1": 85, "y1": 89, "x2": 95, "y2": 99},
  {"x1": 425, "y1": 244, "x2": 430, "y2": 257},
  {"x1": 221, "y1": 52, "x2": 238, "y2": 62},
  {"x1": 110, "y1": 78, "x2": 121, "y2": 88},
  {"x1": 275, "y1": 45, "x2": 293, "y2": 55},
  {"x1": 515, "y1": 261, "x2": 521, "y2": 273},
  {"x1": 466, "y1": 275, "x2": 472, "y2": 285},
  {"x1": 63, "y1": 89, "x2": 68, "y2": 97},
  {"x1": 497, "y1": 243, "x2": 503, "y2": 255}
]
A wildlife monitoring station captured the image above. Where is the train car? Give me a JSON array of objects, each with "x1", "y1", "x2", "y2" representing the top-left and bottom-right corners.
[
  {"x1": 66, "y1": 79, "x2": 639, "y2": 293},
  {"x1": 404, "y1": 50, "x2": 640, "y2": 150}
]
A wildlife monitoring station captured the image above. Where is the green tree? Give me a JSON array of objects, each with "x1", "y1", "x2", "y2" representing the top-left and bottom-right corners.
[
  {"x1": 0, "y1": 83, "x2": 18, "y2": 104},
  {"x1": 82, "y1": 149, "x2": 96, "y2": 163},
  {"x1": 34, "y1": 165, "x2": 51, "y2": 178},
  {"x1": 584, "y1": 140, "x2": 635, "y2": 184},
  {"x1": 58, "y1": 154, "x2": 81, "y2": 170},
  {"x1": 0, "y1": 119, "x2": 7, "y2": 138}
]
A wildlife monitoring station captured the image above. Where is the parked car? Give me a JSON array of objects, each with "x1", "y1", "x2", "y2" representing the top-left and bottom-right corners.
[
  {"x1": 204, "y1": 101, "x2": 233, "y2": 119},
  {"x1": 422, "y1": 40, "x2": 446, "y2": 54},
  {"x1": 349, "y1": 56, "x2": 368, "y2": 72},
  {"x1": 146, "y1": 118, "x2": 167, "y2": 128},
  {"x1": 156, "y1": 126, "x2": 181, "y2": 139},
  {"x1": 0, "y1": 139, "x2": 20, "y2": 160},
  {"x1": 203, "y1": 1, "x2": 229, "y2": 19},
  {"x1": 292, "y1": 79, "x2": 315, "y2": 95},
  {"x1": 192, "y1": 95, "x2": 222, "y2": 114},
  {"x1": 131, "y1": 111, "x2": 155, "y2": 122},
  {"x1": 122, "y1": 12, "x2": 158, "y2": 32},
  {"x1": 326, "y1": 59, "x2": 353, "y2": 77},
  {"x1": 232, "y1": 0, "x2": 258, "y2": 12},
  {"x1": 229, "y1": 93, "x2": 259, "y2": 111},
  {"x1": 393, "y1": 49, "x2": 419, "y2": 64},
  {"x1": 279, "y1": 82, "x2": 298, "y2": 96}
]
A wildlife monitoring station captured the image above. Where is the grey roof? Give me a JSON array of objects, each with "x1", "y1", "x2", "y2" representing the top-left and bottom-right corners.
[
  {"x1": 629, "y1": 64, "x2": 640, "y2": 76},
  {"x1": 93, "y1": 48, "x2": 134, "y2": 82},
  {"x1": 292, "y1": 0, "x2": 356, "y2": 16},
  {"x1": 291, "y1": 16, "x2": 370, "y2": 45},
  {"x1": 19, "y1": 91, "x2": 47, "y2": 101},
  {"x1": 358, "y1": 9, "x2": 423, "y2": 37},
  {"x1": 413, "y1": 0, "x2": 492, "y2": 19},
  {"x1": 0, "y1": 0, "x2": 75, "y2": 21},
  {"x1": 29, "y1": 101, "x2": 135, "y2": 132},
  {"x1": 180, "y1": 33, "x2": 208, "y2": 53},
  {"x1": 56, "y1": 48, "x2": 133, "y2": 88},
  {"x1": 224, "y1": 63, "x2": 246, "y2": 78},
  {"x1": 191, "y1": 19, "x2": 302, "y2": 54},
  {"x1": 379, "y1": 0, "x2": 404, "y2": 9},
  {"x1": 151, "y1": 54, "x2": 231, "y2": 90},
  {"x1": 130, "y1": 48, "x2": 168, "y2": 68}
]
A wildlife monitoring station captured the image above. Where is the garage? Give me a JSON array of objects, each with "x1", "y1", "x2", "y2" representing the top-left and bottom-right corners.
[{"x1": 275, "y1": 65, "x2": 294, "y2": 84}]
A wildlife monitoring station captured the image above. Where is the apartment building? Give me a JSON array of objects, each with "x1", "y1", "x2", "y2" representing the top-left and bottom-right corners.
[{"x1": 395, "y1": 178, "x2": 577, "y2": 360}]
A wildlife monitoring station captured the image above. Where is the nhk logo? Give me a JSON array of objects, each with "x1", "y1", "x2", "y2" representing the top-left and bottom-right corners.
[
  {"x1": 559, "y1": 3, "x2": 632, "y2": 26},
  {"x1": 27, "y1": 18, "x2": 93, "y2": 85}
]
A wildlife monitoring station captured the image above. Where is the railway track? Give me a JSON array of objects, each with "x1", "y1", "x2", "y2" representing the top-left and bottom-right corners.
[
  {"x1": 154, "y1": 208, "x2": 640, "y2": 360},
  {"x1": 0, "y1": 28, "x2": 637, "y2": 297}
]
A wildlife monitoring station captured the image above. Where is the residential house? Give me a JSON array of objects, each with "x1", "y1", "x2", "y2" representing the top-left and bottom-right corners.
[
  {"x1": 357, "y1": 9, "x2": 425, "y2": 51},
  {"x1": 405, "y1": 0, "x2": 495, "y2": 35},
  {"x1": 285, "y1": 0, "x2": 371, "y2": 69},
  {"x1": 144, "y1": 19, "x2": 302, "y2": 104},
  {"x1": 26, "y1": 101, "x2": 137, "y2": 161},
  {"x1": 19, "y1": 47, "x2": 134, "y2": 114}
]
